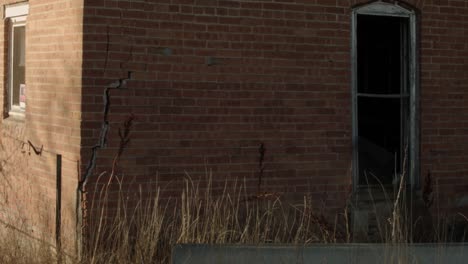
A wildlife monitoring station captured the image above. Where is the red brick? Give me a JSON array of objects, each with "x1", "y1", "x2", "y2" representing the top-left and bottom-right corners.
[{"x1": 2, "y1": 0, "x2": 468, "y2": 253}]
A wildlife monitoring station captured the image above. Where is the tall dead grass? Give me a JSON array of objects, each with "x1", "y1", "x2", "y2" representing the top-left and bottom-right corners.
[
  {"x1": 0, "y1": 171, "x2": 467, "y2": 263},
  {"x1": 84, "y1": 174, "x2": 347, "y2": 263},
  {"x1": 0, "y1": 222, "x2": 57, "y2": 264}
]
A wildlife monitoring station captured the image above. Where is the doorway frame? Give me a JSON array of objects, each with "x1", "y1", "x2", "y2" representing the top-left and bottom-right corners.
[{"x1": 351, "y1": 1, "x2": 419, "y2": 189}]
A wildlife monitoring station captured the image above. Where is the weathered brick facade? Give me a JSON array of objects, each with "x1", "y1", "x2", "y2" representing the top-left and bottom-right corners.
[
  {"x1": 82, "y1": 0, "x2": 354, "y2": 209},
  {"x1": 1, "y1": 0, "x2": 468, "y2": 255},
  {"x1": 0, "y1": 0, "x2": 83, "y2": 253}
]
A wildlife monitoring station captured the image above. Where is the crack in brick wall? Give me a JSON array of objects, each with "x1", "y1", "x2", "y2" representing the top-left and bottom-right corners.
[{"x1": 78, "y1": 71, "x2": 132, "y2": 192}]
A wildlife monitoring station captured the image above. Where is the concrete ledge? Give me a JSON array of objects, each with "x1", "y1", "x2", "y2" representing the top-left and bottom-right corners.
[{"x1": 172, "y1": 243, "x2": 468, "y2": 264}]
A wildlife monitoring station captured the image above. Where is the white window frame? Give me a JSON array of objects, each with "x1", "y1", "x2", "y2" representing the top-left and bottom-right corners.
[
  {"x1": 351, "y1": 1, "x2": 419, "y2": 189},
  {"x1": 5, "y1": 2, "x2": 28, "y2": 117}
]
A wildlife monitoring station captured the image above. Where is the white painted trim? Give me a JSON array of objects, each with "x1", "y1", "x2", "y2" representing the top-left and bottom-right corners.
[
  {"x1": 10, "y1": 15, "x2": 27, "y2": 23},
  {"x1": 4, "y1": 2, "x2": 29, "y2": 19},
  {"x1": 9, "y1": 106, "x2": 25, "y2": 117},
  {"x1": 355, "y1": 1, "x2": 413, "y2": 17}
]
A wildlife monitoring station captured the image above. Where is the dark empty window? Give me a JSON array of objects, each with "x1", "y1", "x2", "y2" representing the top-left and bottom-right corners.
[
  {"x1": 357, "y1": 15, "x2": 409, "y2": 185},
  {"x1": 352, "y1": 1, "x2": 419, "y2": 188}
]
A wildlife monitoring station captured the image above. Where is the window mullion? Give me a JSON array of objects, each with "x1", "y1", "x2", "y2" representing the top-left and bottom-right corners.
[{"x1": 357, "y1": 93, "x2": 409, "y2": 98}]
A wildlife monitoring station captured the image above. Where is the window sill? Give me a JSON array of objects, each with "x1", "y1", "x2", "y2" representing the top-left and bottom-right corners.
[{"x1": 4, "y1": 111, "x2": 25, "y2": 123}]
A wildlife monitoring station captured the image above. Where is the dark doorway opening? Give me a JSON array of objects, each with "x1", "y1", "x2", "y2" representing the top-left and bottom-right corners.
[{"x1": 356, "y1": 14, "x2": 410, "y2": 185}]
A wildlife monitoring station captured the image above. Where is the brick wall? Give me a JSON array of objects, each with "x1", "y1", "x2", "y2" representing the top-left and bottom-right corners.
[
  {"x1": 0, "y1": 0, "x2": 465, "y2": 254},
  {"x1": 80, "y1": 0, "x2": 468, "y2": 218},
  {"x1": 77, "y1": 0, "x2": 468, "y2": 246},
  {"x1": 81, "y1": 0, "x2": 353, "y2": 212},
  {"x1": 0, "y1": 0, "x2": 83, "y2": 253},
  {"x1": 416, "y1": 0, "x2": 468, "y2": 212}
]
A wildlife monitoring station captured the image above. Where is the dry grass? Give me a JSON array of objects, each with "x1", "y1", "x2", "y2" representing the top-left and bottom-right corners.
[
  {"x1": 0, "y1": 171, "x2": 467, "y2": 263},
  {"x1": 83, "y1": 174, "x2": 347, "y2": 263},
  {"x1": 0, "y1": 221, "x2": 57, "y2": 264}
]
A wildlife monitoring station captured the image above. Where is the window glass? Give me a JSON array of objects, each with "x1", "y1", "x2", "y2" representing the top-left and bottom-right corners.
[{"x1": 12, "y1": 25, "x2": 26, "y2": 108}]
